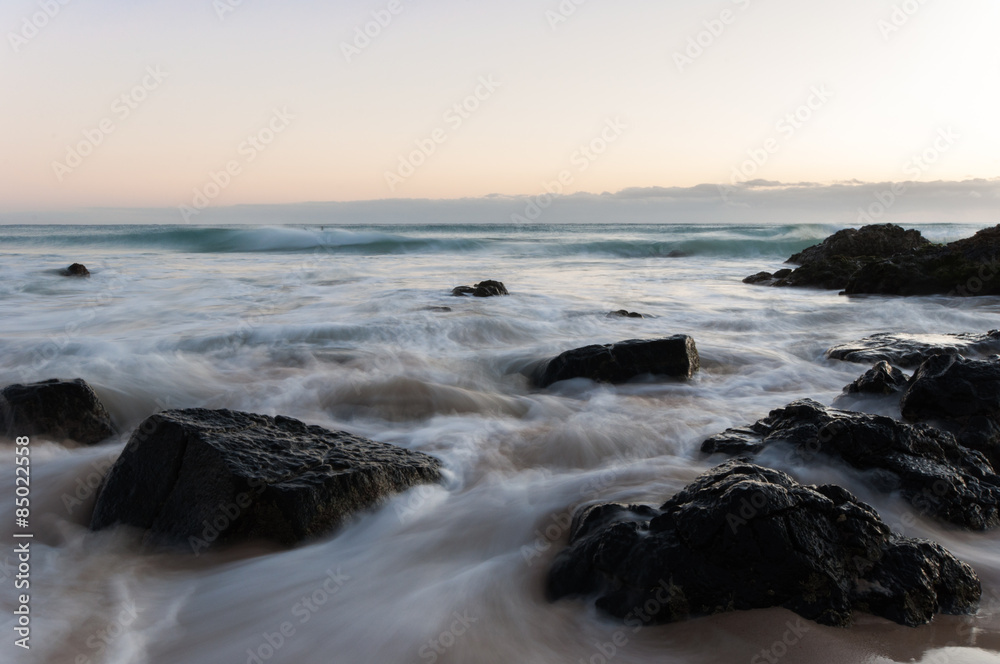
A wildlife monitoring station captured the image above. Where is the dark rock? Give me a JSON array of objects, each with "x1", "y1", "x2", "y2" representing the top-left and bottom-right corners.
[
  {"x1": 846, "y1": 225, "x2": 1000, "y2": 296},
  {"x1": 533, "y1": 336, "x2": 699, "y2": 388},
  {"x1": 451, "y1": 280, "x2": 508, "y2": 297},
  {"x1": 787, "y1": 225, "x2": 930, "y2": 266},
  {"x1": 842, "y1": 361, "x2": 910, "y2": 396},
  {"x1": 547, "y1": 459, "x2": 980, "y2": 627},
  {"x1": 90, "y1": 408, "x2": 442, "y2": 549},
  {"x1": 774, "y1": 256, "x2": 869, "y2": 290},
  {"x1": 62, "y1": 263, "x2": 90, "y2": 277},
  {"x1": 901, "y1": 355, "x2": 1000, "y2": 465},
  {"x1": 701, "y1": 399, "x2": 1000, "y2": 530},
  {"x1": 742, "y1": 269, "x2": 794, "y2": 286},
  {"x1": 743, "y1": 272, "x2": 774, "y2": 285},
  {"x1": 606, "y1": 310, "x2": 644, "y2": 319},
  {"x1": 1, "y1": 378, "x2": 114, "y2": 445},
  {"x1": 827, "y1": 331, "x2": 1000, "y2": 368},
  {"x1": 426, "y1": 306, "x2": 452, "y2": 313},
  {"x1": 744, "y1": 224, "x2": 930, "y2": 290}
]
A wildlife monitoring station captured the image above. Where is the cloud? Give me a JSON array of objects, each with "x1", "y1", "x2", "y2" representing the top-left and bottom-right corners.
[{"x1": 2, "y1": 179, "x2": 998, "y2": 226}]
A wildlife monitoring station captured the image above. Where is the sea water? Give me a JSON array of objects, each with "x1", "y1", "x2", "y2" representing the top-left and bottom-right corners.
[{"x1": 1, "y1": 222, "x2": 999, "y2": 664}]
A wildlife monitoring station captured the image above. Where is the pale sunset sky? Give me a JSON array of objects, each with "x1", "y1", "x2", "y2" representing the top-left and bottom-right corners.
[{"x1": 1, "y1": 0, "x2": 999, "y2": 220}]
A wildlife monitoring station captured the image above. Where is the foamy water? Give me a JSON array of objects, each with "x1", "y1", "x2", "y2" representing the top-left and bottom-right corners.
[{"x1": 2, "y1": 222, "x2": 1000, "y2": 664}]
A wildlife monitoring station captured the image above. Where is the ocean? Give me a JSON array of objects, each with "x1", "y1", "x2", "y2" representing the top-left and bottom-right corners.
[{"x1": 2, "y1": 222, "x2": 1000, "y2": 664}]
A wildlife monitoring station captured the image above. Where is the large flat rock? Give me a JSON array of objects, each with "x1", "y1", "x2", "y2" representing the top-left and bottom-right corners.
[{"x1": 827, "y1": 331, "x2": 1000, "y2": 368}]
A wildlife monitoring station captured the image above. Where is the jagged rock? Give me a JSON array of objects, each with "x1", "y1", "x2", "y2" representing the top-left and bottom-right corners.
[
  {"x1": 744, "y1": 224, "x2": 931, "y2": 290},
  {"x1": 62, "y1": 263, "x2": 90, "y2": 277},
  {"x1": 533, "y1": 336, "x2": 699, "y2": 388},
  {"x1": 827, "y1": 331, "x2": 1000, "y2": 368},
  {"x1": 842, "y1": 361, "x2": 910, "y2": 396},
  {"x1": 787, "y1": 225, "x2": 930, "y2": 266},
  {"x1": 90, "y1": 408, "x2": 442, "y2": 549},
  {"x1": 547, "y1": 459, "x2": 980, "y2": 627},
  {"x1": 451, "y1": 280, "x2": 508, "y2": 297},
  {"x1": 606, "y1": 310, "x2": 644, "y2": 319},
  {"x1": 846, "y1": 225, "x2": 1000, "y2": 296},
  {"x1": 901, "y1": 355, "x2": 1000, "y2": 467},
  {"x1": 701, "y1": 399, "x2": 1000, "y2": 530},
  {"x1": 0, "y1": 378, "x2": 114, "y2": 445}
]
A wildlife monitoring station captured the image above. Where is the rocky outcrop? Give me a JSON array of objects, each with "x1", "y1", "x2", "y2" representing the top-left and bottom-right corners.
[
  {"x1": 842, "y1": 361, "x2": 910, "y2": 396},
  {"x1": 451, "y1": 280, "x2": 508, "y2": 297},
  {"x1": 744, "y1": 224, "x2": 1000, "y2": 295},
  {"x1": 90, "y1": 408, "x2": 442, "y2": 549},
  {"x1": 901, "y1": 355, "x2": 1000, "y2": 467},
  {"x1": 827, "y1": 331, "x2": 1000, "y2": 368},
  {"x1": 744, "y1": 224, "x2": 930, "y2": 290},
  {"x1": 846, "y1": 225, "x2": 1000, "y2": 296},
  {"x1": 532, "y1": 336, "x2": 699, "y2": 388},
  {"x1": 701, "y1": 399, "x2": 1000, "y2": 530},
  {"x1": 787, "y1": 225, "x2": 930, "y2": 266},
  {"x1": 62, "y1": 263, "x2": 90, "y2": 277},
  {"x1": 1, "y1": 378, "x2": 114, "y2": 445},
  {"x1": 547, "y1": 459, "x2": 980, "y2": 627}
]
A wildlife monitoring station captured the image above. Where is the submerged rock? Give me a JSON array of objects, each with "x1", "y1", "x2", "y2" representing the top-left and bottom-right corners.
[
  {"x1": 827, "y1": 331, "x2": 1000, "y2": 368},
  {"x1": 62, "y1": 263, "x2": 90, "y2": 277},
  {"x1": 547, "y1": 459, "x2": 980, "y2": 627},
  {"x1": 1, "y1": 378, "x2": 114, "y2": 445},
  {"x1": 842, "y1": 361, "x2": 910, "y2": 396},
  {"x1": 902, "y1": 355, "x2": 1000, "y2": 466},
  {"x1": 701, "y1": 399, "x2": 1000, "y2": 530},
  {"x1": 533, "y1": 336, "x2": 699, "y2": 388},
  {"x1": 91, "y1": 408, "x2": 442, "y2": 549},
  {"x1": 451, "y1": 280, "x2": 509, "y2": 297},
  {"x1": 606, "y1": 310, "x2": 644, "y2": 319}
]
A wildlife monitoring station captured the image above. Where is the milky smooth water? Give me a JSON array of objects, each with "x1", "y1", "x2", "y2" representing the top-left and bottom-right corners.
[{"x1": 2, "y1": 223, "x2": 1000, "y2": 664}]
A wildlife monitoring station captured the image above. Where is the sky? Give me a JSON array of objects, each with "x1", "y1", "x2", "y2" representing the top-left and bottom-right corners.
[{"x1": 1, "y1": 0, "x2": 999, "y2": 221}]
